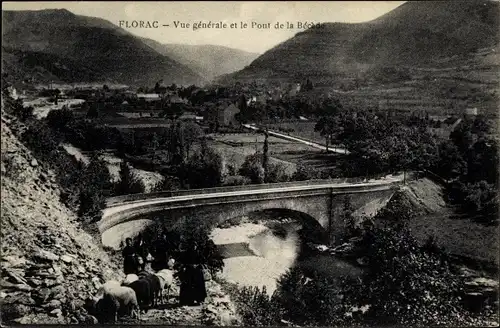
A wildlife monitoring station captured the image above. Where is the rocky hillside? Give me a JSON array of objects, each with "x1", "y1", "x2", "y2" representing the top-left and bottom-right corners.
[
  {"x1": 0, "y1": 104, "x2": 241, "y2": 325},
  {"x1": 0, "y1": 111, "x2": 123, "y2": 324},
  {"x1": 2, "y1": 9, "x2": 205, "y2": 87}
]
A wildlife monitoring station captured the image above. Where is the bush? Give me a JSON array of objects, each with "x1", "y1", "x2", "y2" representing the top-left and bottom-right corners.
[
  {"x1": 291, "y1": 164, "x2": 321, "y2": 181},
  {"x1": 184, "y1": 145, "x2": 224, "y2": 188},
  {"x1": 448, "y1": 180, "x2": 498, "y2": 224},
  {"x1": 46, "y1": 107, "x2": 75, "y2": 133},
  {"x1": 152, "y1": 176, "x2": 181, "y2": 192},
  {"x1": 77, "y1": 153, "x2": 113, "y2": 221},
  {"x1": 223, "y1": 175, "x2": 252, "y2": 186},
  {"x1": 114, "y1": 161, "x2": 145, "y2": 195},
  {"x1": 266, "y1": 163, "x2": 290, "y2": 183},
  {"x1": 239, "y1": 153, "x2": 265, "y2": 184},
  {"x1": 5, "y1": 95, "x2": 33, "y2": 121},
  {"x1": 21, "y1": 123, "x2": 60, "y2": 156},
  {"x1": 77, "y1": 185, "x2": 105, "y2": 222},
  {"x1": 229, "y1": 284, "x2": 281, "y2": 326},
  {"x1": 352, "y1": 223, "x2": 465, "y2": 325}
]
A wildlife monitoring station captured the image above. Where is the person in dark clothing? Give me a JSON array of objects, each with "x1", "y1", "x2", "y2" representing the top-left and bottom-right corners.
[
  {"x1": 122, "y1": 238, "x2": 137, "y2": 275},
  {"x1": 134, "y1": 234, "x2": 148, "y2": 272},
  {"x1": 177, "y1": 242, "x2": 207, "y2": 306},
  {"x1": 152, "y1": 233, "x2": 168, "y2": 272}
]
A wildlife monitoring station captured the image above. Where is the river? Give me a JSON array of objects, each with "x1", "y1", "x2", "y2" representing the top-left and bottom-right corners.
[{"x1": 211, "y1": 220, "x2": 362, "y2": 295}]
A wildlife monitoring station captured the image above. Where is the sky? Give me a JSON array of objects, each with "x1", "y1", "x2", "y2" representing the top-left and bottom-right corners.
[{"x1": 3, "y1": 1, "x2": 405, "y2": 54}]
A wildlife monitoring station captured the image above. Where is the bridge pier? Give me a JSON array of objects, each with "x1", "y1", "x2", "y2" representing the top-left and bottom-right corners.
[{"x1": 327, "y1": 190, "x2": 346, "y2": 246}]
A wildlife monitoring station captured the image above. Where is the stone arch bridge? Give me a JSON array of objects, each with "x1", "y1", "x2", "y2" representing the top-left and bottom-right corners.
[{"x1": 99, "y1": 173, "x2": 414, "y2": 249}]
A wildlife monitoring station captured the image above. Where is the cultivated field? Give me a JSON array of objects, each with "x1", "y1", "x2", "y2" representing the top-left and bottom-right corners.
[{"x1": 204, "y1": 132, "x2": 343, "y2": 175}]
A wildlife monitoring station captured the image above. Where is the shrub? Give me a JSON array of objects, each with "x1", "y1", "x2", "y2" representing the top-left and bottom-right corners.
[
  {"x1": 21, "y1": 123, "x2": 59, "y2": 156},
  {"x1": 239, "y1": 153, "x2": 265, "y2": 184},
  {"x1": 274, "y1": 267, "x2": 352, "y2": 326},
  {"x1": 229, "y1": 285, "x2": 281, "y2": 326},
  {"x1": 184, "y1": 145, "x2": 224, "y2": 188},
  {"x1": 352, "y1": 223, "x2": 465, "y2": 325},
  {"x1": 46, "y1": 107, "x2": 75, "y2": 133},
  {"x1": 266, "y1": 162, "x2": 290, "y2": 183},
  {"x1": 223, "y1": 175, "x2": 252, "y2": 186},
  {"x1": 77, "y1": 185, "x2": 105, "y2": 222},
  {"x1": 292, "y1": 164, "x2": 321, "y2": 181},
  {"x1": 114, "y1": 161, "x2": 145, "y2": 195},
  {"x1": 77, "y1": 153, "x2": 112, "y2": 221},
  {"x1": 152, "y1": 176, "x2": 181, "y2": 192}
]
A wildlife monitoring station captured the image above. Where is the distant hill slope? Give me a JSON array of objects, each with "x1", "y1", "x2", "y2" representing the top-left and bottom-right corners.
[
  {"x1": 223, "y1": 0, "x2": 499, "y2": 83},
  {"x1": 141, "y1": 38, "x2": 260, "y2": 81},
  {"x1": 2, "y1": 9, "x2": 206, "y2": 87}
]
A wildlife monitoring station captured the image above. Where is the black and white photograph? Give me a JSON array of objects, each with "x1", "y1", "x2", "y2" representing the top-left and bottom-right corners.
[{"x1": 1, "y1": 0, "x2": 499, "y2": 326}]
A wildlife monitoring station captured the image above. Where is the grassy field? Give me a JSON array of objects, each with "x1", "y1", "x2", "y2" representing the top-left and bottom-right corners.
[
  {"x1": 204, "y1": 132, "x2": 341, "y2": 176},
  {"x1": 265, "y1": 121, "x2": 325, "y2": 145},
  {"x1": 402, "y1": 178, "x2": 498, "y2": 268},
  {"x1": 409, "y1": 213, "x2": 498, "y2": 267}
]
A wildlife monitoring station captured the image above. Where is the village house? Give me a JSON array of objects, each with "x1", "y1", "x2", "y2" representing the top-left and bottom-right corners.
[{"x1": 205, "y1": 102, "x2": 240, "y2": 127}]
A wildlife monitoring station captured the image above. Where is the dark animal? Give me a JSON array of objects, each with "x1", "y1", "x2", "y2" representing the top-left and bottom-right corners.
[
  {"x1": 96, "y1": 293, "x2": 120, "y2": 323},
  {"x1": 129, "y1": 278, "x2": 152, "y2": 312},
  {"x1": 144, "y1": 274, "x2": 162, "y2": 307}
]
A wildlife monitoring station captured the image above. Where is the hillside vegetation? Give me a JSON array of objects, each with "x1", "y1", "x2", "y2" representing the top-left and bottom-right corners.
[
  {"x1": 222, "y1": 0, "x2": 499, "y2": 116},
  {"x1": 2, "y1": 9, "x2": 205, "y2": 87}
]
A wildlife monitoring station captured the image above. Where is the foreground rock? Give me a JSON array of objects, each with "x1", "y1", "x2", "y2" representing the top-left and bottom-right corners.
[{"x1": 1, "y1": 114, "x2": 122, "y2": 324}]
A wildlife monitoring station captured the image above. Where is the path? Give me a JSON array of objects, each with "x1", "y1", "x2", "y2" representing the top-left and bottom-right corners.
[{"x1": 242, "y1": 124, "x2": 350, "y2": 154}]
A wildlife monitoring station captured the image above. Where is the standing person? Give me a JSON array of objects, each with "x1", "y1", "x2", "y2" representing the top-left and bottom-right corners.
[
  {"x1": 177, "y1": 242, "x2": 207, "y2": 306},
  {"x1": 122, "y1": 238, "x2": 137, "y2": 275},
  {"x1": 152, "y1": 232, "x2": 168, "y2": 271},
  {"x1": 134, "y1": 233, "x2": 148, "y2": 272}
]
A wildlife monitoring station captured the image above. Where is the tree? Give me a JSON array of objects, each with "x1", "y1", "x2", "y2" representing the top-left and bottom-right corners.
[
  {"x1": 262, "y1": 129, "x2": 269, "y2": 181},
  {"x1": 184, "y1": 144, "x2": 224, "y2": 188},
  {"x1": 265, "y1": 163, "x2": 290, "y2": 183},
  {"x1": 46, "y1": 106, "x2": 74, "y2": 133},
  {"x1": 183, "y1": 122, "x2": 203, "y2": 159},
  {"x1": 77, "y1": 153, "x2": 112, "y2": 221},
  {"x1": 450, "y1": 119, "x2": 474, "y2": 154},
  {"x1": 315, "y1": 98, "x2": 343, "y2": 152},
  {"x1": 239, "y1": 153, "x2": 265, "y2": 184},
  {"x1": 315, "y1": 115, "x2": 339, "y2": 152},
  {"x1": 115, "y1": 161, "x2": 145, "y2": 195},
  {"x1": 340, "y1": 195, "x2": 357, "y2": 239},
  {"x1": 292, "y1": 164, "x2": 321, "y2": 181},
  {"x1": 352, "y1": 222, "x2": 464, "y2": 325},
  {"x1": 21, "y1": 123, "x2": 59, "y2": 156},
  {"x1": 150, "y1": 132, "x2": 160, "y2": 164}
]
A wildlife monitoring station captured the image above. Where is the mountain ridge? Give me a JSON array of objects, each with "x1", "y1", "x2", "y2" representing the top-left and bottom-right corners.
[
  {"x1": 221, "y1": 0, "x2": 499, "y2": 83},
  {"x1": 2, "y1": 9, "x2": 206, "y2": 87},
  {"x1": 140, "y1": 38, "x2": 260, "y2": 82}
]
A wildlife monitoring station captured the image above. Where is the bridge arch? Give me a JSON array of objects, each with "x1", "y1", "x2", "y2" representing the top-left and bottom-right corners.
[
  {"x1": 101, "y1": 205, "x2": 328, "y2": 250},
  {"x1": 99, "y1": 176, "x2": 408, "y2": 249}
]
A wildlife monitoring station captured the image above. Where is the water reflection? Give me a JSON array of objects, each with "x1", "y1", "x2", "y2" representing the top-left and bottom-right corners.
[{"x1": 212, "y1": 220, "x2": 362, "y2": 294}]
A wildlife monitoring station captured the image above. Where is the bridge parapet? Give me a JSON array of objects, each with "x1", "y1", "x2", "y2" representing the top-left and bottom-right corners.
[{"x1": 106, "y1": 172, "x2": 416, "y2": 207}]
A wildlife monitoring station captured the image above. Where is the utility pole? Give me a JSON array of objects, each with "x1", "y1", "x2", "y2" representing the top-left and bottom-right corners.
[
  {"x1": 262, "y1": 104, "x2": 269, "y2": 182},
  {"x1": 263, "y1": 126, "x2": 269, "y2": 182}
]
